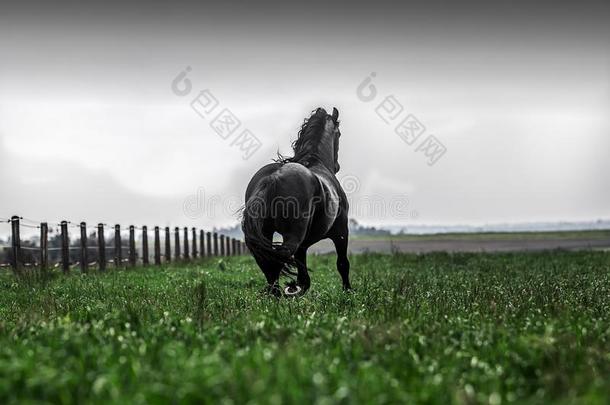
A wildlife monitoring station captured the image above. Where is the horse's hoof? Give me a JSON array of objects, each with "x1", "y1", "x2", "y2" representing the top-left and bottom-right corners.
[
  {"x1": 284, "y1": 285, "x2": 302, "y2": 297},
  {"x1": 260, "y1": 284, "x2": 282, "y2": 298}
]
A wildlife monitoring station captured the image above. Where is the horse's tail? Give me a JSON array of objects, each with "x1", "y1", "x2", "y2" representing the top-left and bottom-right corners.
[{"x1": 241, "y1": 176, "x2": 298, "y2": 277}]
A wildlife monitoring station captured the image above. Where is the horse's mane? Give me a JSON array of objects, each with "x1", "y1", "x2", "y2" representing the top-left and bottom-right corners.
[{"x1": 275, "y1": 109, "x2": 329, "y2": 165}]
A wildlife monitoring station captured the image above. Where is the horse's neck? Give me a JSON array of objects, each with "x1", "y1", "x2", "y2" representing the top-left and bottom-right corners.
[{"x1": 309, "y1": 132, "x2": 336, "y2": 173}]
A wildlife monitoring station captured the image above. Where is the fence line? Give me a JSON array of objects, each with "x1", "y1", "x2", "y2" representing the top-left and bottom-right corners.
[{"x1": 2, "y1": 215, "x2": 248, "y2": 276}]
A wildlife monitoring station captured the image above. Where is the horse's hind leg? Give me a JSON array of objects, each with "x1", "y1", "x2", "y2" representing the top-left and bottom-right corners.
[
  {"x1": 251, "y1": 251, "x2": 282, "y2": 297},
  {"x1": 263, "y1": 267, "x2": 282, "y2": 297},
  {"x1": 331, "y1": 234, "x2": 351, "y2": 290},
  {"x1": 294, "y1": 247, "x2": 310, "y2": 293}
]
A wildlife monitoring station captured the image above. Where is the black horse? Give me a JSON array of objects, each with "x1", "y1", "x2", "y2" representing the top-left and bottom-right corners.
[{"x1": 242, "y1": 107, "x2": 350, "y2": 296}]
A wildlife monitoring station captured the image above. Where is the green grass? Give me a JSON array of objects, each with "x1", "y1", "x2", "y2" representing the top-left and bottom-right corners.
[
  {"x1": 1, "y1": 251, "x2": 610, "y2": 404},
  {"x1": 351, "y1": 229, "x2": 610, "y2": 241}
]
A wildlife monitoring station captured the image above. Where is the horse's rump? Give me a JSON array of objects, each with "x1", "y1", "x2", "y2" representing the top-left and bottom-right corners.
[{"x1": 242, "y1": 163, "x2": 319, "y2": 271}]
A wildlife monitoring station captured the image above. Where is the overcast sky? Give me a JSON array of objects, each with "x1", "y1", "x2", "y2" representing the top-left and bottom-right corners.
[{"x1": 1, "y1": 0, "x2": 609, "y2": 233}]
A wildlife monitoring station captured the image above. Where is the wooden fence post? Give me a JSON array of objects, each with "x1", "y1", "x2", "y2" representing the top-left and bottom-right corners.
[
  {"x1": 225, "y1": 236, "x2": 231, "y2": 257},
  {"x1": 79, "y1": 222, "x2": 88, "y2": 274},
  {"x1": 61, "y1": 221, "x2": 70, "y2": 274},
  {"x1": 154, "y1": 226, "x2": 161, "y2": 265},
  {"x1": 183, "y1": 227, "x2": 189, "y2": 260},
  {"x1": 142, "y1": 226, "x2": 149, "y2": 266},
  {"x1": 232, "y1": 238, "x2": 237, "y2": 256},
  {"x1": 98, "y1": 223, "x2": 106, "y2": 272},
  {"x1": 174, "y1": 227, "x2": 180, "y2": 261},
  {"x1": 199, "y1": 230, "x2": 204, "y2": 258},
  {"x1": 129, "y1": 225, "x2": 136, "y2": 267},
  {"x1": 206, "y1": 232, "x2": 212, "y2": 257},
  {"x1": 213, "y1": 232, "x2": 219, "y2": 256},
  {"x1": 114, "y1": 225, "x2": 121, "y2": 268},
  {"x1": 192, "y1": 227, "x2": 197, "y2": 259},
  {"x1": 40, "y1": 222, "x2": 48, "y2": 274},
  {"x1": 165, "y1": 227, "x2": 171, "y2": 263},
  {"x1": 10, "y1": 216, "x2": 21, "y2": 275},
  {"x1": 220, "y1": 235, "x2": 225, "y2": 256}
]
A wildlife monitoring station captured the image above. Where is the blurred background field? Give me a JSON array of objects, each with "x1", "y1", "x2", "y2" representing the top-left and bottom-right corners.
[{"x1": 310, "y1": 229, "x2": 610, "y2": 254}]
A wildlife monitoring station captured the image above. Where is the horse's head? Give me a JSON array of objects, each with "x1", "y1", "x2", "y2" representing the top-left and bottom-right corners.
[
  {"x1": 317, "y1": 107, "x2": 341, "y2": 173},
  {"x1": 331, "y1": 108, "x2": 341, "y2": 173},
  {"x1": 282, "y1": 107, "x2": 342, "y2": 174}
]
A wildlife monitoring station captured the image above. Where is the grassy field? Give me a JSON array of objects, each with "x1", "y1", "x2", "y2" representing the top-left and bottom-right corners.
[{"x1": 1, "y1": 251, "x2": 610, "y2": 404}]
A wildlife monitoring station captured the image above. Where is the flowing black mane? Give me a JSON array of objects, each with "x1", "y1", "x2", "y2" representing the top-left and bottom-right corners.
[{"x1": 275, "y1": 108, "x2": 330, "y2": 165}]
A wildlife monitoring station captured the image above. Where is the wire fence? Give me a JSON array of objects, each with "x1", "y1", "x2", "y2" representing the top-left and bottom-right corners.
[{"x1": 1, "y1": 215, "x2": 247, "y2": 276}]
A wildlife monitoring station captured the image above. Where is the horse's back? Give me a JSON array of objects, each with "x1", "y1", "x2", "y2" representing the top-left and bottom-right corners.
[
  {"x1": 275, "y1": 162, "x2": 318, "y2": 194},
  {"x1": 246, "y1": 162, "x2": 317, "y2": 199}
]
